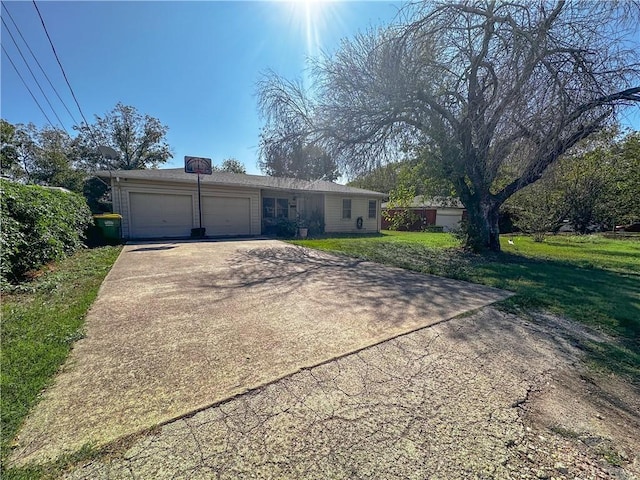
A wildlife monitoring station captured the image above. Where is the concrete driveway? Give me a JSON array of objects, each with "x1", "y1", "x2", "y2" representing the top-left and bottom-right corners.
[{"x1": 11, "y1": 239, "x2": 510, "y2": 466}]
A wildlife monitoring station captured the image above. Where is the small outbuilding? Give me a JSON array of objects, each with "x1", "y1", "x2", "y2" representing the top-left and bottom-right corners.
[
  {"x1": 96, "y1": 169, "x2": 385, "y2": 239},
  {"x1": 381, "y1": 196, "x2": 467, "y2": 232}
]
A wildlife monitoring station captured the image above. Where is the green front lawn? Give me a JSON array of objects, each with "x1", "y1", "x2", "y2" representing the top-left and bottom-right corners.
[
  {"x1": 1, "y1": 246, "x2": 122, "y2": 472},
  {"x1": 291, "y1": 232, "x2": 640, "y2": 380},
  {"x1": 501, "y1": 234, "x2": 640, "y2": 273}
]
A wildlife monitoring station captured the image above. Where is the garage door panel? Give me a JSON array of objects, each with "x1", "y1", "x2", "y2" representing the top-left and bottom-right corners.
[
  {"x1": 435, "y1": 212, "x2": 462, "y2": 232},
  {"x1": 202, "y1": 196, "x2": 251, "y2": 235},
  {"x1": 130, "y1": 192, "x2": 193, "y2": 238}
]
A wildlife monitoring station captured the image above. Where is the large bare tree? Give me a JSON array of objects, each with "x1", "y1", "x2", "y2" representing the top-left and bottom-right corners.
[{"x1": 258, "y1": 0, "x2": 640, "y2": 251}]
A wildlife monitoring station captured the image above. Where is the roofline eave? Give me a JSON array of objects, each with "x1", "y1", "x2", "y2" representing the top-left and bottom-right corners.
[{"x1": 96, "y1": 171, "x2": 385, "y2": 198}]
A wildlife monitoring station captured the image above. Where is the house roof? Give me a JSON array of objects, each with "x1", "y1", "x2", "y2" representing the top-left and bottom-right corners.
[
  {"x1": 382, "y1": 196, "x2": 465, "y2": 209},
  {"x1": 96, "y1": 168, "x2": 386, "y2": 197}
]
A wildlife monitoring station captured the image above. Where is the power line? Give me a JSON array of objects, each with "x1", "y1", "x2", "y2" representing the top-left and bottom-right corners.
[
  {"x1": 2, "y1": 16, "x2": 69, "y2": 131},
  {"x1": 1, "y1": 2, "x2": 80, "y2": 126},
  {"x1": 1, "y1": 44, "x2": 56, "y2": 128},
  {"x1": 32, "y1": 0, "x2": 91, "y2": 128},
  {"x1": 30, "y1": 0, "x2": 116, "y2": 178}
]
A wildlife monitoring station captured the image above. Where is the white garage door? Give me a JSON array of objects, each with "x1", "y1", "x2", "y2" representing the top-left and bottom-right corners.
[
  {"x1": 129, "y1": 192, "x2": 193, "y2": 238},
  {"x1": 435, "y1": 210, "x2": 462, "y2": 232},
  {"x1": 202, "y1": 196, "x2": 251, "y2": 236}
]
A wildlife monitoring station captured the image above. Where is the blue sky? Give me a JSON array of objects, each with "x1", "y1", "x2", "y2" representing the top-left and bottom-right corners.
[
  {"x1": 1, "y1": 0, "x2": 406, "y2": 175},
  {"x1": 1, "y1": 1, "x2": 639, "y2": 178}
]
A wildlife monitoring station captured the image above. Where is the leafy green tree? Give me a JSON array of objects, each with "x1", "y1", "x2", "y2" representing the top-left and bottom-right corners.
[
  {"x1": 397, "y1": 148, "x2": 457, "y2": 201},
  {"x1": 608, "y1": 132, "x2": 640, "y2": 226},
  {"x1": 382, "y1": 184, "x2": 420, "y2": 231},
  {"x1": 560, "y1": 151, "x2": 612, "y2": 234},
  {"x1": 1, "y1": 120, "x2": 20, "y2": 178},
  {"x1": 0, "y1": 122, "x2": 83, "y2": 191},
  {"x1": 508, "y1": 171, "x2": 568, "y2": 241},
  {"x1": 3, "y1": 123, "x2": 38, "y2": 182},
  {"x1": 219, "y1": 158, "x2": 246, "y2": 174},
  {"x1": 348, "y1": 153, "x2": 456, "y2": 198},
  {"x1": 258, "y1": 1, "x2": 640, "y2": 251},
  {"x1": 31, "y1": 126, "x2": 85, "y2": 192},
  {"x1": 2, "y1": 104, "x2": 175, "y2": 211},
  {"x1": 507, "y1": 128, "x2": 639, "y2": 236},
  {"x1": 348, "y1": 162, "x2": 401, "y2": 194},
  {"x1": 74, "y1": 102, "x2": 172, "y2": 171},
  {"x1": 259, "y1": 139, "x2": 340, "y2": 181}
]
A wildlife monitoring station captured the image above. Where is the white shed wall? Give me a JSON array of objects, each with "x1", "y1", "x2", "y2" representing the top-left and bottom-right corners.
[{"x1": 435, "y1": 208, "x2": 464, "y2": 232}]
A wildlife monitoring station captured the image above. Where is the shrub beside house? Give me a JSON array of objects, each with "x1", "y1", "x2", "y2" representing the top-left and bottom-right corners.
[{"x1": 0, "y1": 179, "x2": 93, "y2": 288}]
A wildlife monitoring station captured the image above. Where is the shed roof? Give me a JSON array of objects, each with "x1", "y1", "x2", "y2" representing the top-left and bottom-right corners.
[
  {"x1": 381, "y1": 196, "x2": 465, "y2": 209},
  {"x1": 96, "y1": 168, "x2": 386, "y2": 197}
]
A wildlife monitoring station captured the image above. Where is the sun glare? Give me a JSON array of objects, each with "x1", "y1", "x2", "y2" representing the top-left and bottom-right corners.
[
  {"x1": 274, "y1": 0, "x2": 348, "y2": 87},
  {"x1": 283, "y1": 0, "x2": 338, "y2": 60}
]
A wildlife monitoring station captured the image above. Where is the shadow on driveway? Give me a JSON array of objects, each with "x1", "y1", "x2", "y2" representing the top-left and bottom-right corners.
[{"x1": 10, "y1": 240, "x2": 510, "y2": 467}]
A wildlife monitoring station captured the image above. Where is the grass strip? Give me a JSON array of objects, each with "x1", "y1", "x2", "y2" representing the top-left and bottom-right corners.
[{"x1": 1, "y1": 246, "x2": 122, "y2": 472}]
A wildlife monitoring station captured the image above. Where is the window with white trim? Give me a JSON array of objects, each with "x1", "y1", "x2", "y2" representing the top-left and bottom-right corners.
[
  {"x1": 263, "y1": 197, "x2": 289, "y2": 219},
  {"x1": 368, "y1": 200, "x2": 377, "y2": 219},
  {"x1": 342, "y1": 199, "x2": 352, "y2": 219}
]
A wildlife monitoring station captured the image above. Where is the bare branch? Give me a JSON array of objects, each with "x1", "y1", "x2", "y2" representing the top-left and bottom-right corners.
[{"x1": 256, "y1": 0, "x2": 640, "y2": 250}]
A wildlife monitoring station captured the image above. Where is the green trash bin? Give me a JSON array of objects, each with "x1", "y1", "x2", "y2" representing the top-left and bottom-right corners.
[{"x1": 93, "y1": 213, "x2": 122, "y2": 242}]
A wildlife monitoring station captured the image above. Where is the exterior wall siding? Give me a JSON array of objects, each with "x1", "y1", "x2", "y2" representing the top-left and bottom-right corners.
[
  {"x1": 111, "y1": 179, "x2": 260, "y2": 238},
  {"x1": 324, "y1": 195, "x2": 380, "y2": 233}
]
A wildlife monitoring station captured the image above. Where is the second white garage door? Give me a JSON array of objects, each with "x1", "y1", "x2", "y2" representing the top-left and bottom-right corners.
[
  {"x1": 202, "y1": 196, "x2": 251, "y2": 236},
  {"x1": 129, "y1": 192, "x2": 193, "y2": 238},
  {"x1": 436, "y1": 209, "x2": 463, "y2": 232}
]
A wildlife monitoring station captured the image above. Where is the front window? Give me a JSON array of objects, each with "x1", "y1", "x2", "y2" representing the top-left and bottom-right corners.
[
  {"x1": 263, "y1": 198, "x2": 275, "y2": 218},
  {"x1": 342, "y1": 199, "x2": 352, "y2": 219},
  {"x1": 276, "y1": 198, "x2": 289, "y2": 218},
  {"x1": 263, "y1": 197, "x2": 289, "y2": 219},
  {"x1": 368, "y1": 200, "x2": 377, "y2": 219}
]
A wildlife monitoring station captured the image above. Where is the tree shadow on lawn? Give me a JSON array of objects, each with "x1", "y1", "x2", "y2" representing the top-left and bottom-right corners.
[
  {"x1": 472, "y1": 252, "x2": 639, "y2": 340},
  {"x1": 320, "y1": 240, "x2": 638, "y2": 343},
  {"x1": 470, "y1": 252, "x2": 640, "y2": 381},
  {"x1": 198, "y1": 242, "x2": 638, "y2": 380},
  {"x1": 250, "y1": 241, "x2": 638, "y2": 379}
]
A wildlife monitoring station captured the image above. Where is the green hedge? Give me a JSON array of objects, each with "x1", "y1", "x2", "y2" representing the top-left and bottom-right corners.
[{"x1": 0, "y1": 179, "x2": 93, "y2": 288}]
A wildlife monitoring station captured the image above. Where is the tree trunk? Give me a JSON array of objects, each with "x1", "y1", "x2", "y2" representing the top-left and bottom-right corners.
[{"x1": 463, "y1": 197, "x2": 502, "y2": 252}]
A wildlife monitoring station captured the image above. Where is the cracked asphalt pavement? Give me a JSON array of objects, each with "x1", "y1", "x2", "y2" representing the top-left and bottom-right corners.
[
  {"x1": 10, "y1": 240, "x2": 510, "y2": 467},
  {"x1": 64, "y1": 307, "x2": 640, "y2": 479}
]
